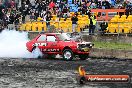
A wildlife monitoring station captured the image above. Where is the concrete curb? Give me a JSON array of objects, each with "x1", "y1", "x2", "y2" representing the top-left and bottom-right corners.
[{"x1": 89, "y1": 48, "x2": 132, "y2": 59}]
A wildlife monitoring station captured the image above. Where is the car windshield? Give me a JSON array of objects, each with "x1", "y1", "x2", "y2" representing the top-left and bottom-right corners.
[{"x1": 57, "y1": 33, "x2": 71, "y2": 41}]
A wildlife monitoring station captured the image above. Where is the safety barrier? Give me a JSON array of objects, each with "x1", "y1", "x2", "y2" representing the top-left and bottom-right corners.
[
  {"x1": 19, "y1": 21, "x2": 89, "y2": 33},
  {"x1": 18, "y1": 21, "x2": 132, "y2": 34},
  {"x1": 17, "y1": 14, "x2": 132, "y2": 34},
  {"x1": 91, "y1": 9, "x2": 126, "y2": 21},
  {"x1": 18, "y1": 14, "x2": 90, "y2": 32},
  {"x1": 19, "y1": 21, "x2": 72, "y2": 32}
]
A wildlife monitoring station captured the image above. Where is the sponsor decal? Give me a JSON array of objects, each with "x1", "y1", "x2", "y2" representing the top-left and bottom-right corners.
[
  {"x1": 41, "y1": 49, "x2": 60, "y2": 52},
  {"x1": 86, "y1": 75, "x2": 130, "y2": 83},
  {"x1": 78, "y1": 66, "x2": 130, "y2": 84},
  {"x1": 33, "y1": 43, "x2": 47, "y2": 46}
]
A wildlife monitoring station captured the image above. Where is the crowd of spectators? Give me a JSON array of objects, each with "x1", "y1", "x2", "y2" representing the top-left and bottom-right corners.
[{"x1": 0, "y1": 0, "x2": 131, "y2": 32}]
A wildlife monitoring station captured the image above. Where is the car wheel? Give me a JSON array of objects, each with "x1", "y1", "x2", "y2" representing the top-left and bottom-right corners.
[
  {"x1": 79, "y1": 54, "x2": 89, "y2": 60},
  {"x1": 62, "y1": 49, "x2": 74, "y2": 61}
]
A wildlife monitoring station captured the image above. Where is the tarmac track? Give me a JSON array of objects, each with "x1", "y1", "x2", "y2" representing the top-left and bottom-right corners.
[{"x1": 0, "y1": 58, "x2": 132, "y2": 88}]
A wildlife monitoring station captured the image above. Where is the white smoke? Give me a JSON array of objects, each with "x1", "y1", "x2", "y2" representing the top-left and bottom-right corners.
[
  {"x1": 0, "y1": 29, "x2": 43, "y2": 58},
  {"x1": 32, "y1": 47, "x2": 43, "y2": 58}
]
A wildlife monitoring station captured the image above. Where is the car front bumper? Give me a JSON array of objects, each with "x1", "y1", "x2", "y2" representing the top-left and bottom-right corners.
[{"x1": 74, "y1": 48, "x2": 91, "y2": 54}]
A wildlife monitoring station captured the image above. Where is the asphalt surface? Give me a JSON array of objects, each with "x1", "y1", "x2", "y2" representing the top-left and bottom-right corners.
[{"x1": 0, "y1": 58, "x2": 132, "y2": 88}]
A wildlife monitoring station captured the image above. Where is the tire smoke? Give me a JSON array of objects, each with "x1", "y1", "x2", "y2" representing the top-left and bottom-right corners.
[{"x1": 0, "y1": 29, "x2": 42, "y2": 58}]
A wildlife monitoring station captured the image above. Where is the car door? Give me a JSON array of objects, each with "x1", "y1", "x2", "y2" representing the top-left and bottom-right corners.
[
  {"x1": 46, "y1": 35, "x2": 60, "y2": 54},
  {"x1": 35, "y1": 34, "x2": 48, "y2": 53}
]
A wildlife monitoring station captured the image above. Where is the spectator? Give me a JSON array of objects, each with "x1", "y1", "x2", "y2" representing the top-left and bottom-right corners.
[
  {"x1": 62, "y1": 6, "x2": 69, "y2": 19},
  {"x1": 86, "y1": 9, "x2": 91, "y2": 18},
  {"x1": 90, "y1": 0, "x2": 97, "y2": 9},
  {"x1": 14, "y1": 0, "x2": 19, "y2": 10},
  {"x1": 49, "y1": 0, "x2": 55, "y2": 9},
  {"x1": 79, "y1": 6, "x2": 86, "y2": 16},
  {"x1": 42, "y1": 1, "x2": 47, "y2": 11},
  {"x1": 10, "y1": 0, "x2": 15, "y2": 8},
  {"x1": 1, "y1": 9, "x2": 8, "y2": 28},
  {"x1": 71, "y1": 14, "x2": 78, "y2": 32},
  {"x1": 30, "y1": 12, "x2": 36, "y2": 21},
  {"x1": 8, "y1": 13, "x2": 15, "y2": 30},
  {"x1": 6, "y1": 12, "x2": 10, "y2": 23},
  {"x1": 3, "y1": 0, "x2": 9, "y2": 8},
  {"x1": 46, "y1": 0, "x2": 50, "y2": 5},
  {"x1": 53, "y1": 6, "x2": 58, "y2": 15},
  {"x1": 21, "y1": 1, "x2": 28, "y2": 23},
  {"x1": 74, "y1": 12, "x2": 78, "y2": 17},
  {"x1": 89, "y1": 14, "x2": 97, "y2": 35},
  {"x1": 45, "y1": 8, "x2": 52, "y2": 16},
  {"x1": 41, "y1": 10, "x2": 46, "y2": 21},
  {"x1": 111, "y1": 0, "x2": 116, "y2": 7},
  {"x1": 64, "y1": 11, "x2": 70, "y2": 21},
  {"x1": 46, "y1": 12, "x2": 52, "y2": 31},
  {"x1": 30, "y1": 0, "x2": 36, "y2": 9},
  {"x1": 34, "y1": 9, "x2": 39, "y2": 20},
  {"x1": 14, "y1": 12, "x2": 21, "y2": 25},
  {"x1": 59, "y1": 1, "x2": 64, "y2": 11},
  {"x1": 125, "y1": 3, "x2": 132, "y2": 17},
  {"x1": 36, "y1": 2, "x2": 43, "y2": 16},
  {"x1": 96, "y1": 0, "x2": 102, "y2": 8},
  {"x1": 77, "y1": 0, "x2": 81, "y2": 7},
  {"x1": 0, "y1": 9, "x2": 5, "y2": 20},
  {"x1": 57, "y1": 11, "x2": 63, "y2": 21},
  {"x1": 100, "y1": 20, "x2": 108, "y2": 35},
  {"x1": 118, "y1": 4, "x2": 124, "y2": 18},
  {"x1": 102, "y1": 0, "x2": 111, "y2": 9},
  {"x1": 0, "y1": 21, "x2": 5, "y2": 32},
  {"x1": 62, "y1": 6, "x2": 68, "y2": 14}
]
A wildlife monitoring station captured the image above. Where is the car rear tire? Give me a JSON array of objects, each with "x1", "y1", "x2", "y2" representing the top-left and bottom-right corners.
[
  {"x1": 32, "y1": 47, "x2": 42, "y2": 59},
  {"x1": 62, "y1": 49, "x2": 74, "y2": 61},
  {"x1": 79, "y1": 54, "x2": 89, "y2": 60}
]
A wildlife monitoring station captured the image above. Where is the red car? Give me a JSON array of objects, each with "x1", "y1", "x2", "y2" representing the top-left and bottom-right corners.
[{"x1": 26, "y1": 33, "x2": 94, "y2": 60}]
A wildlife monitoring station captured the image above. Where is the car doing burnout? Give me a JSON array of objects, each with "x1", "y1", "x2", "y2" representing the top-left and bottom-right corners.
[{"x1": 26, "y1": 33, "x2": 94, "y2": 60}]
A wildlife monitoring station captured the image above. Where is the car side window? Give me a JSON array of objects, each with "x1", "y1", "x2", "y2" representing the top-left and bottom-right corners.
[
  {"x1": 37, "y1": 35, "x2": 46, "y2": 41},
  {"x1": 47, "y1": 36, "x2": 56, "y2": 42}
]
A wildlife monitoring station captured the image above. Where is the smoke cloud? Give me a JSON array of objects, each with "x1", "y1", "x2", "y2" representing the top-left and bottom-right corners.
[{"x1": 0, "y1": 29, "x2": 42, "y2": 58}]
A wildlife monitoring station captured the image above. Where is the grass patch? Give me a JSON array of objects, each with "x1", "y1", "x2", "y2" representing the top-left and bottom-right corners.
[{"x1": 93, "y1": 41, "x2": 132, "y2": 50}]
